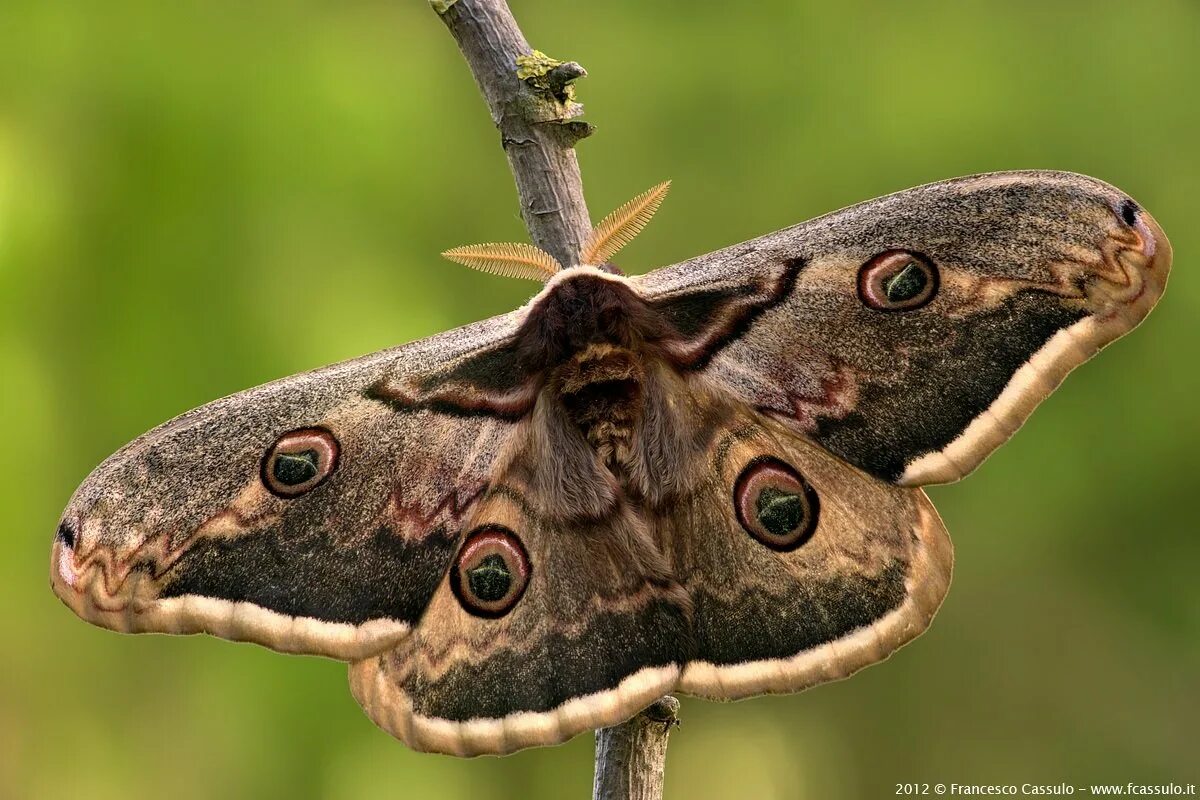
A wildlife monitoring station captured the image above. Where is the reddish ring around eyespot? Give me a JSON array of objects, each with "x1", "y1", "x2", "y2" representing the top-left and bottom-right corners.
[
  {"x1": 451, "y1": 525, "x2": 531, "y2": 618},
  {"x1": 857, "y1": 250, "x2": 939, "y2": 311},
  {"x1": 260, "y1": 427, "x2": 339, "y2": 498},
  {"x1": 733, "y1": 456, "x2": 820, "y2": 551}
]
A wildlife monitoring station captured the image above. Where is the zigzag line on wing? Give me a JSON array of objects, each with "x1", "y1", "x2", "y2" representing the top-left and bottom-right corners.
[
  {"x1": 953, "y1": 225, "x2": 1148, "y2": 316},
  {"x1": 386, "y1": 481, "x2": 488, "y2": 540},
  {"x1": 71, "y1": 504, "x2": 272, "y2": 606},
  {"x1": 759, "y1": 361, "x2": 859, "y2": 432}
]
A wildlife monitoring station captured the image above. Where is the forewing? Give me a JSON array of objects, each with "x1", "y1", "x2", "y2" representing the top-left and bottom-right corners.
[
  {"x1": 635, "y1": 171, "x2": 1171, "y2": 484},
  {"x1": 51, "y1": 311, "x2": 530, "y2": 660}
]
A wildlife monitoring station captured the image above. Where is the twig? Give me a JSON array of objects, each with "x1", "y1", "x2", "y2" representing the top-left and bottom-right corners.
[
  {"x1": 434, "y1": 0, "x2": 593, "y2": 269},
  {"x1": 429, "y1": 1, "x2": 679, "y2": 797},
  {"x1": 593, "y1": 697, "x2": 681, "y2": 800}
]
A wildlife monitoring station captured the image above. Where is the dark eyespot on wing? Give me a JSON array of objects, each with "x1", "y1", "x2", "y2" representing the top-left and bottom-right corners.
[
  {"x1": 757, "y1": 488, "x2": 804, "y2": 535},
  {"x1": 468, "y1": 556, "x2": 510, "y2": 601},
  {"x1": 885, "y1": 263, "x2": 926, "y2": 301},
  {"x1": 273, "y1": 451, "x2": 319, "y2": 485},
  {"x1": 733, "y1": 456, "x2": 820, "y2": 550},
  {"x1": 261, "y1": 428, "x2": 340, "y2": 497},
  {"x1": 858, "y1": 250, "x2": 939, "y2": 311},
  {"x1": 450, "y1": 525, "x2": 530, "y2": 618}
]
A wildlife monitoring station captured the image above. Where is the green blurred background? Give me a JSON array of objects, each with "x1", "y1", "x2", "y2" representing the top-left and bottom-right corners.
[{"x1": 2, "y1": 1, "x2": 1197, "y2": 798}]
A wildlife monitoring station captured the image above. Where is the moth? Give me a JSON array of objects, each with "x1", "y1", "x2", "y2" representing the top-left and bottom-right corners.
[{"x1": 51, "y1": 171, "x2": 1170, "y2": 756}]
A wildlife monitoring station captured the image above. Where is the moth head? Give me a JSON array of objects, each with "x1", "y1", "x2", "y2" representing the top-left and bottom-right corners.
[{"x1": 440, "y1": 181, "x2": 670, "y2": 278}]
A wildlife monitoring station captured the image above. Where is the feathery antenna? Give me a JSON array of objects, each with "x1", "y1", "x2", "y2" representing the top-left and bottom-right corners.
[
  {"x1": 442, "y1": 180, "x2": 670, "y2": 280},
  {"x1": 581, "y1": 180, "x2": 671, "y2": 266},
  {"x1": 441, "y1": 242, "x2": 563, "y2": 282}
]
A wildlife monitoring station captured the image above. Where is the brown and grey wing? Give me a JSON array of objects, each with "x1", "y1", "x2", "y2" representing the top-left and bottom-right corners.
[
  {"x1": 635, "y1": 171, "x2": 1171, "y2": 485},
  {"x1": 654, "y1": 412, "x2": 952, "y2": 699},
  {"x1": 51, "y1": 310, "x2": 533, "y2": 661},
  {"x1": 349, "y1": 448, "x2": 692, "y2": 756}
]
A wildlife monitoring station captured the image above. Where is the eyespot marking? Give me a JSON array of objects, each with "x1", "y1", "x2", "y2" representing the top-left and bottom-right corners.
[
  {"x1": 451, "y1": 525, "x2": 531, "y2": 618},
  {"x1": 261, "y1": 428, "x2": 339, "y2": 498},
  {"x1": 733, "y1": 456, "x2": 819, "y2": 551},
  {"x1": 274, "y1": 450, "x2": 319, "y2": 485},
  {"x1": 857, "y1": 250, "x2": 939, "y2": 312}
]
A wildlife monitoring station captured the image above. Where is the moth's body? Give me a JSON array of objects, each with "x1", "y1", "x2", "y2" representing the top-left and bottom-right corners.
[
  {"x1": 51, "y1": 171, "x2": 1170, "y2": 756},
  {"x1": 527, "y1": 270, "x2": 665, "y2": 479},
  {"x1": 513, "y1": 267, "x2": 726, "y2": 511}
]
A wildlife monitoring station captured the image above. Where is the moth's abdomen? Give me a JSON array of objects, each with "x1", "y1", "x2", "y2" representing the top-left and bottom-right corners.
[{"x1": 554, "y1": 343, "x2": 646, "y2": 470}]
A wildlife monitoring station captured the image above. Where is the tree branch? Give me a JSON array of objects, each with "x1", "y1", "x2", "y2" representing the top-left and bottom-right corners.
[
  {"x1": 430, "y1": 1, "x2": 679, "y2": 797},
  {"x1": 434, "y1": 0, "x2": 594, "y2": 269},
  {"x1": 593, "y1": 697, "x2": 681, "y2": 800}
]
